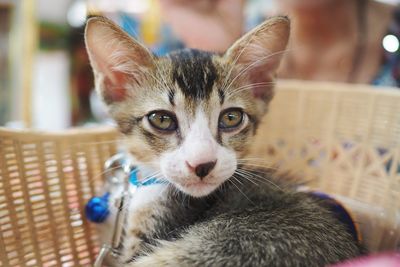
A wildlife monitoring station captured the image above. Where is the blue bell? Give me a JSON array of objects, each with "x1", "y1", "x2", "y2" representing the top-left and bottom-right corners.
[{"x1": 85, "y1": 192, "x2": 110, "y2": 223}]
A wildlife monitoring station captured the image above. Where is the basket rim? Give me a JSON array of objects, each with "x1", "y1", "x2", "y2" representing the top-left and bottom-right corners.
[
  {"x1": 0, "y1": 126, "x2": 119, "y2": 140},
  {"x1": 277, "y1": 79, "x2": 400, "y2": 96}
]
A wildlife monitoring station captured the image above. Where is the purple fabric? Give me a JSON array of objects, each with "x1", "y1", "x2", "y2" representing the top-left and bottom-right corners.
[{"x1": 331, "y1": 253, "x2": 400, "y2": 267}]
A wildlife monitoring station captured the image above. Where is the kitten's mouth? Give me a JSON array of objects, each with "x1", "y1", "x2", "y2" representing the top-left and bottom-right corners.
[
  {"x1": 176, "y1": 181, "x2": 219, "y2": 197},
  {"x1": 183, "y1": 181, "x2": 217, "y2": 188}
]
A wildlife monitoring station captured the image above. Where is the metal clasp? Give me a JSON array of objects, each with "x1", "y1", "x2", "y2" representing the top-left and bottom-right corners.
[{"x1": 93, "y1": 153, "x2": 134, "y2": 267}]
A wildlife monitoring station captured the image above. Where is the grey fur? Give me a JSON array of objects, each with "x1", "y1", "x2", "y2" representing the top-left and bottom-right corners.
[{"x1": 125, "y1": 170, "x2": 362, "y2": 266}]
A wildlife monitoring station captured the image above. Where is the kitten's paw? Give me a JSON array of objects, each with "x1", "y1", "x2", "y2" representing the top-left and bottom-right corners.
[
  {"x1": 126, "y1": 241, "x2": 189, "y2": 267},
  {"x1": 119, "y1": 235, "x2": 144, "y2": 263},
  {"x1": 126, "y1": 254, "x2": 178, "y2": 267},
  {"x1": 126, "y1": 256, "x2": 164, "y2": 267}
]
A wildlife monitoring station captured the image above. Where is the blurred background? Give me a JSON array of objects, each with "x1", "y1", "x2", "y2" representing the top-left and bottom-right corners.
[{"x1": 0, "y1": 0, "x2": 399, "y2": 130}]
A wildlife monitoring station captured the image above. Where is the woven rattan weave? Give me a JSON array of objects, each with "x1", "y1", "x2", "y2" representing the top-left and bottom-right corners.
[
  {"x1": 0, "y1": 81, "x2": 399, "y2": 266},
  {"x1": 0, "y1": 127, "x2": 118, "y2": 267},
  {"x1": 251, "y1": 80, "x2": 400, "y2": 251}
]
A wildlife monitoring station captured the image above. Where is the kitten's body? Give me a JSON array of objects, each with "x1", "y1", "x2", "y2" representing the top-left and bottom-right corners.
[
  {"x1": 85, "y1": 17, "x2": 363, "y2": 266},
  {"x1": 103, "y1": 171, "x2": 362, "y2": 267}
]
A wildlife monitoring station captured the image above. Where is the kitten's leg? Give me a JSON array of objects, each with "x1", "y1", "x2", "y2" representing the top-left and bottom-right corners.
[
  {"x1": 116, "y1": 184, "x2": 208, "y2": 265},
  {"x1": 117, "y1": 184, "x2": 169, "y2": 264},
  {"x1": 126, "y1": 240, "x2": 194, "y2": 267}
]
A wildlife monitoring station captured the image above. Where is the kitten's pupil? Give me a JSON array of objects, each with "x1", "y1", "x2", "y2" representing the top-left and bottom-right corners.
[{"x1": 227, "y1": 114, "x2": 236, "y2": 121}]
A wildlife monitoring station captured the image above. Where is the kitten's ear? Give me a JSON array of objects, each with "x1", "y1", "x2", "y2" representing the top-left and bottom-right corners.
[
  {"x1": 224, "y1": 16, "x2": 290, "y2": 102},
  {"x1": 85, "y1": 17, "x2": 155, "y2": 104}
]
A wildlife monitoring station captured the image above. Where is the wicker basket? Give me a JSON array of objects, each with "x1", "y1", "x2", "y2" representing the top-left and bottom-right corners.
[
  {"x1": 251, "y1": 80, "x2": 400, "y2": 252},
  {"x1": 0, "y1": 127, "x2": 119, "y2": 267},
  {"x1": 0, "y1": 80, "x2": 399, "y2": 267}
]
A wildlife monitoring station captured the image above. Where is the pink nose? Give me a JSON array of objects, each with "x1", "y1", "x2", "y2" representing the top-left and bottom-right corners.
[{"x1": 186, "y1": 161, "x2": 217, "y2": 179}]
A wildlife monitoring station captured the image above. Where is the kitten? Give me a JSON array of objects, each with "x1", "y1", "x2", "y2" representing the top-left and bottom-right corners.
[{"x1": 85, "y1": 16, "x2": 363, "y2": 266}]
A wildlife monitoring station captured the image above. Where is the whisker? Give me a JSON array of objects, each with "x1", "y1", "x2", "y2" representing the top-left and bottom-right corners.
[
  {"x1": 237, "y1": 158, "x2": 276, "y2": 164},
  {"x1": 226, "y1": 82, "x2": 277, "y2": 99},
  {"x1": 140, "y1": 171, "x2": 163, "y2": 184},
  {"x1": 220, "y1": 31, "x2": 259, "y2": 93},
  {"x1": 237, "y1": 167, "x2": 282, "y2": 191},
  {"x1": 233, "y1": 171, "x2": 259, "y2": 187},
  {"x1": 236, "y1": 158, "x2": 273, "y2": 163},
  {"x1": 232, "y1": 175, "x2": 244, "y2": 185},
  {"x1": 226, "y1": 81, "x2": 276, "y2": 95},
  {"x1": 238, "y1": 173, "x2": 282, "y2": 190},
  {"x1": 237, "y1": 157, "x2": 273, "y2": 161},
  {"x1": 228, "y1": 81, "x2": 276, "y2": 92},
  {"x1": 86, "y1": 164, "x2": 131, "y2": 185},
  {"x1": 110, "y1": 55, "x2": 169, "y2": 92},
  {"x1": 120, "y1": 14, "x2": 145, "y2": 44},
  {"x1": 153, "y1": 57, "x2": 173, "y2": 91},
  {"x1": 223, "y1": 49, "x2": 293, "y2": 93},
  {"x1": 237, "y1": 163, "x2": 277, "y2": 171},
  {"x1": 229, "y1": 176, "x2": 255, "y2": 204},
  {"x1": 235, "y1": 170, "x2": 278, "y2": 190}
]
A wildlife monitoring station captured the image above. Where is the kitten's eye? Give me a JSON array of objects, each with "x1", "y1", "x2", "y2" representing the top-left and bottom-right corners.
[
  {"x1": 147, "y1": 111, "x2": 177, "y2": 132},
  {"x1": 219, "y1": 109, "x2": 244, "y2": 130}
]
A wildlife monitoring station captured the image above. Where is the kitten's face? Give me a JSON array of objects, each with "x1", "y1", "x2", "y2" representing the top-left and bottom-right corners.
[
  {"x1": 114, "y1": 51, "x2": 263, "y2": 197},
  {"x1": 85, "y1": 17, "x2": 289, "y2": 197}
]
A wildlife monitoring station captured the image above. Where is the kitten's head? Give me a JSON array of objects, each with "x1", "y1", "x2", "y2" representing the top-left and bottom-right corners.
[{"x1": 85, "y1": 17, "x2": 289, "y2": 197}]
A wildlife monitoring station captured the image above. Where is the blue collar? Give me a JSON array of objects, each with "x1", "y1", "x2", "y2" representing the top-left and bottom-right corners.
[
  {"x1": 86, "y1": 167, "x2": 165, "y2": 224},
  {"x1": 129, "y1": 168, "x2": 166, "y2": 187}
]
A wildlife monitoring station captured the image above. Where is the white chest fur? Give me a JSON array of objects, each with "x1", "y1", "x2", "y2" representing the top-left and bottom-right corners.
[{"x1": 98, "y1": 182, "x2": 169, "y2": 266}]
